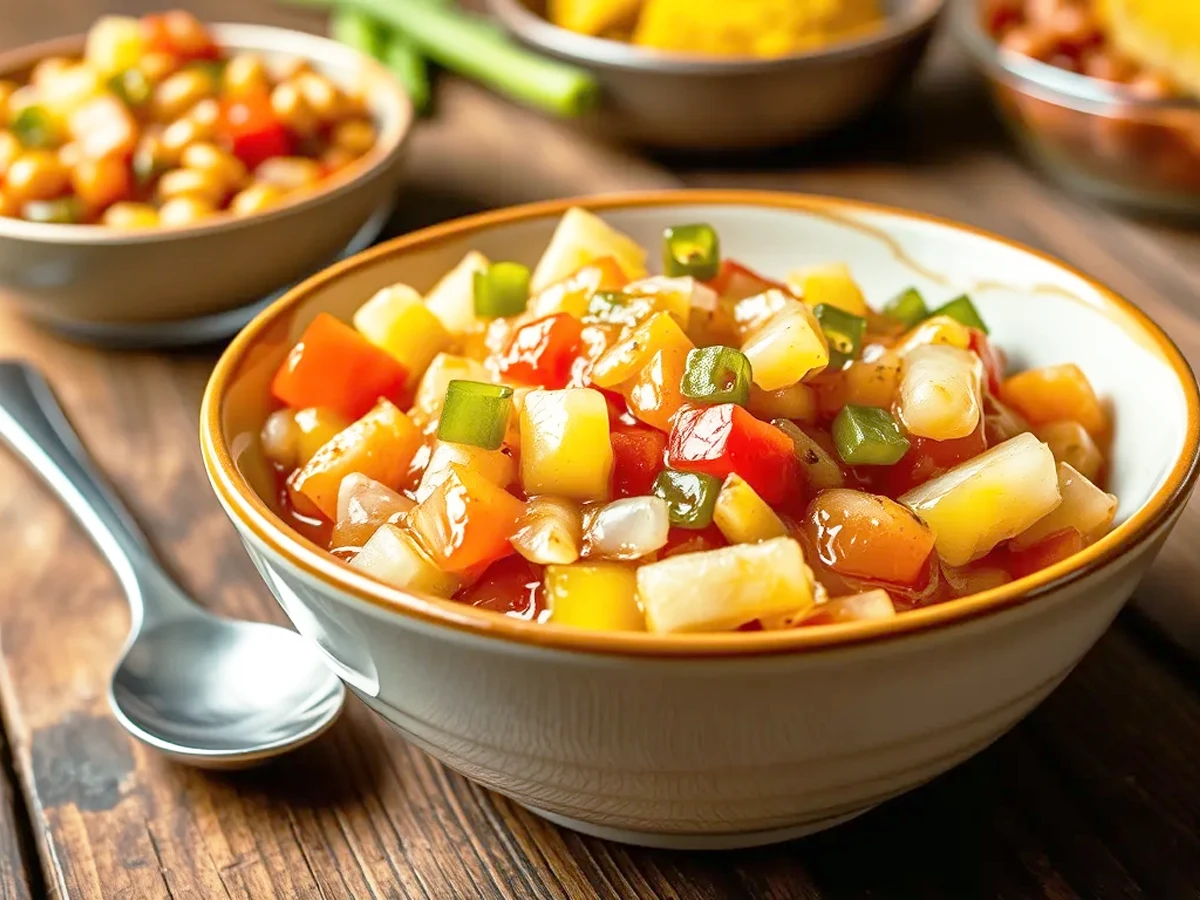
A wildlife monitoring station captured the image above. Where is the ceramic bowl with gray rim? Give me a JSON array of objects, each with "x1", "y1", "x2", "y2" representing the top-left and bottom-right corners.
[
  {"x1": 0, "y1": 23, "x2": 413, "y2": 348},
  {"x1": 485, "y1": 0, "x2": 945, "y2": 150}
]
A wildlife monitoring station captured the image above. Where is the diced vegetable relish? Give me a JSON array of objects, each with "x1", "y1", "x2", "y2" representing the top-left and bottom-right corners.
[
  {"x1": 0, "y1": 11, "x2": 379, "y2": 228},
  {"x1": 262, "y1": 208, "x2": 1119, "y2": 634}
]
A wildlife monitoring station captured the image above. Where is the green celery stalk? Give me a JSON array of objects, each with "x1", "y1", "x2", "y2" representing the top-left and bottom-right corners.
[{"x1": 331, "y1": 7, "x2": 387, "y2": 57}]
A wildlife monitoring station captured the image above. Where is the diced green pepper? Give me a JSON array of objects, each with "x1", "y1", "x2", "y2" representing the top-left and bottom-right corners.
[
  {"x1": 437, "y1": 380, "x2": 513, "y2": 450},
  {"x1": 883, "y1": 287, "x2": 928, "y2": 328},
  {"x1": 21, "y1": 197, "x2": 81, "y2": 224},
  {"x1": 680, "y1": 345, "x2": 752, "y2": 407},
  {"x1": 930, "y1": 294, "x2": 988, "y2": 334},
  {"x1": 663, "y1": 223, "x2": 719, "y2": 281},
  {"x1": 11, "y1": 105, "x2": 59, "y2": 149},
  {"x1": 473, "y1": 262, "x2": 530, "y2": 318},
  {"x1": 108, "y1": 68, "x2": 152, "y2": 107},
  {"x1": 652, "y1": 469, "x2": 721, "y2": 530},
  {"x1": 813, "y1": 303, "x2": 866, "y2": 369},
  {"x1": 832, "y1": 405, "x2": 910, "y2": 466}
]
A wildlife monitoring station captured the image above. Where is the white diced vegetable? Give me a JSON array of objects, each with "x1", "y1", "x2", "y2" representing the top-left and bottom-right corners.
[
  {"x1": 415, "y1": 440, "x2": 516, "y2": 502},
  {"x1": 512, "y1": 496, "x2": 585, "y2": 565},
  {"x1": 637, "y1": 537, "x2": 815, "y2": 633},
  {"x1": 741, "y1": 298, "x2": 829, "y2": 391},
  {"x1": 531, "y1": 207, "x2": 647, "y2": 293},
  {"x1": 349, "y1": 523, "x2": 460, "y2": 597},
  {"x1": 899, "y1": 432, "x2": 1061, "y2": 566},
  {"x1": 1010, "y1": 462, "x2": 1117, "y2": 550},
  {"x1": 519, "y1": 388, "x2": 613, "y2": 501},
  {"x1": 333, "y1": 474, "x2": 415, "y2": 549},
  {"x1": 423, "y1": 251, "x2": 489, "y2": 335},
  {"x1": 897, "y1": 344, "x2": 984, "y2": 441},
  {"x1": 583, "y1": 496, "x2": 670, "y2": 560}
]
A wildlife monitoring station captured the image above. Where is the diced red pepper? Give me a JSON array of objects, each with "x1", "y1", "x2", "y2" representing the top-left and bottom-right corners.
[
  {"x1": 1007, "y1": 527, "x2": 1086, "y2": 579},
  {"x1": 140, "y1": 11, "x2": 220, "y2": 61},
  {"x1": 660, "y1": 524, "x2": 727, "y2": 559},
  {"x1": 970, "y1": 328, "x2": 1006, "y2": 396},
  {"x1": 270, "y1": 312, "x2": 408, "y2": 421},
  {"x1": 494, "y1": 313, "x2": 584, "y2": 389},
  {"x1": 705, "y1": 259, "x2": 784, "y2": 302},
  {"x1": 219, "y1": 94, "x2": 293, "y2": 169},
  {"x1": 667, "y1": 404, "x2": 797, "y2": 505},
  {"x1": 457, "y1": 555, "x2": 545, "y2": 620},
  {"x1": 610, "y1": 424, "x2": 667, "y2": 498}
]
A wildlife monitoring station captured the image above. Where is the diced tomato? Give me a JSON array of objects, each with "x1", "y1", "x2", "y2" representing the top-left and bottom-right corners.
[
  {"x1": 970, "y1": 329, "x2": 1006, "y2": 396},
  {"x1": 610, "y1": 424, "x2": 667, "y2": 497},
  {"x1": 457, "y1": 555, "x2": 545, "y2": 620},
  {"x1": 271, "y1": 313, "x2": 408, "y2": 421},
  {"x1": 495, "y1": 313, "x2": 584, "y2": 389},
  {"x1": 219, "y1": 94, "x2": 293, "y2": 169},
  {"x1": 1007, "y1": 527, "x2": 1086, "y2": 578},
  {"x1": 660, "y1": 524, "x2": 727, "y2": 559},
  {"x1": 667, "y1": 404, "x2": 797, "y2": 505},
  {"x1": 878, "y1": 425, "x2": 988, "y2": 496},
  {"x1": 705, "y1": 259, "x2": 784, "y2": 302},
  {"x1": 140, "y1": 10, "x2": 219, "y2": 61},
  {"x1": 804, "y1": 489, "x2": 935, "y2": 586}
]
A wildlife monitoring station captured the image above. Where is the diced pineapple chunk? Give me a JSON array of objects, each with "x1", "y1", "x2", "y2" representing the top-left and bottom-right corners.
[
  {"x1": 590, "y1": 311, "x2": 694, "y2": 388},
  {"x1": 637, "y1": 537, "x2": 815, "y2": 633},
  {"x1": 415, "y1": 439, "x2": 516, "y2": 502},
  {"x1": 788, "y1": 263, "x2": 869, "y2": 316},
  {"x1": 588, "y1": 276, "x2": 696, "y2": 329},
  {"x1": 895, "y1": 315, "x2": 972, "y2": 355},
  {"x1": 353, "y1": 283, "x2": 451, "y2": 386},
  {"x1": 1011, "y1": 462, "x2": 1117, "y2": 550},
  {"x1": 741, "y1": 300, "x2": 829, "y2": 391},
  {"x1": 520, "y1": 388, "x2": 613, "y2": 501},
  {"x1": 84, "y1": 16, "x2": 147, "y2": 75},
  {"x1": 333, "y1": 474, "x2": 416, "y2": 549},
  {"x1": 899, "y1": 432, "x2": 1061, "y2": 566},
  {"x1": 531, "y1": 208, "x2": 648, "y2": 293},
  {"x1": 350, "y1": 523, "x2": 460, "y2": 597},
  {"x1": 733, "y1": 289, "x2": 792, "y2": 340},
  {"x1": 409, "y1": 353, "x2": 492, "y2": 429},
  {"x1": 423, "y1": 251, "x2": 489, "y2": 335},
  {"x1": 713, "y1": 474, "x2": 788, "y2": 545},
  {"x1": 527, "y1": 256, "x2": 626, "y2": 320},
  {"x1": 897, "y1": 344, "x2": 984, "y2": 441},
  {"x1": 288, "y1": 399, "x2": 423, "y2": 520},
  {"x1": 800, "y1": 589, "x2": 896, "y2": 626},
  {"x1": 545, "y1": 563, "x2": 645, "y2": 631}
]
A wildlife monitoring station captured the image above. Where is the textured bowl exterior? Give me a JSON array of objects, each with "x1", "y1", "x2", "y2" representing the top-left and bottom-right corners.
[
  {"x1": 229, "y1": 517, "x2": 1173, "y2": 848},
  {"x1": 0, "y1": 25, "x2": 412, "y2": 330},
  {"x1": 202, "y1": 192, "x2": 1199, "y2": 848},
  {"x1": 486, "y1": 0, "x2": 943, "y2": 150}
]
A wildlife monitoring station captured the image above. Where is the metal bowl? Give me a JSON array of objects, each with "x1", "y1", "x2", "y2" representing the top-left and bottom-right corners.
[
  {"x1": 485, "y1": 0, "x2": 945, "y2": 150},
  {"x1": 0, "y1": 24, "x2": 413, "y2": 347}
]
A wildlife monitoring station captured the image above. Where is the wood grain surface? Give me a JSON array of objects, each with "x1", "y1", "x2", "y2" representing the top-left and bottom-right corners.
[{"x1": 1, "y1": 1, "x2": 1200, "y2": 897}]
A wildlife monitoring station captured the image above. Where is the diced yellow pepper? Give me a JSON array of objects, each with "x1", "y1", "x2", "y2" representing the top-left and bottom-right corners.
[
  {"x1": 423, "y1": 250, "x2": 489, "y2": 336},
  {"x1": 747, "y1": 382, "x2": 817, "y2": 422},
  {"x1": 549, "y1": 0, "x2": 643, "y2": 36},
  {"x1": 741, "y1": 302, "x2": 829, "y2": 391},
  {"x1": 520, "y1": 388, "x2": 613, "y2": 501},
  {"x1": 637, "y1": 537, "x2": 815, "y2": 633},
  {"x1": 590, "y1": 311, "x2": 694, "y2": 388},
  {"x1": 531, "y1": 207, "x2": 647, "y2": 293},
  {"x1": 789, "y1": 263, "x2": 870, "y2": 317},
  {"x1": 409, "y1": 353, "x2": 492, "y2": 429},
  {"x1": 545, "y1": 563, "x2": 645, "y2": 631},
  {"x1": 713, "y1": 474, "x2": 788, "y2": 545},
  {"x1": 354, "y1": 283, "x2": 452, "y2": 387},
  {"x1": 895, "y1": 315, "x2": 972, "y2": 355}
]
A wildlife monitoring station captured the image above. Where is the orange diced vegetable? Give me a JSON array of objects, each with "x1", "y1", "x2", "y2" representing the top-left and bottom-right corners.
[
  {"x1": 271, "y1": 313, "x2": 408, "y2": 422},
  {"x1": 288, "y1": 399, "x2": 422, "y2": 519},
  {"x1": 410, "y1": 464, "x2": 525, "y2": 572},
  {"x1": 999, "y1": 364, "x2": 1107, "y2": 437},
  {"x1": 804, "y1": 488, "x2": 935, "y2": 586},
  {"x1": 624, "y1": 343, "x2": 690, "y2": 432}
]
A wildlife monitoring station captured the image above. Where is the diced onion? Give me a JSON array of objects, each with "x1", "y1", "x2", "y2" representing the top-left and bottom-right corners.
[
  {"x1": 898, "y1": 344, "x2": 983, "y2": 441},
  {"x1": 1010, "y1": 462, "x2": 1117, "y2": 550},
  {"x1": 512, "y1": 496, "x2": 584, "y2": 565},
  {"x1": 583, "y1": 496, "x2": 670, "y2": 560},
  {"x1": 261, "y1": 409, "x2": 299, "y2": 467},
  {"x1": 333, "y1": 473, "x2": 415, "y2": 549},
  {"x1": 349, "y1": 523, "x2": 460, "y2": 597}
]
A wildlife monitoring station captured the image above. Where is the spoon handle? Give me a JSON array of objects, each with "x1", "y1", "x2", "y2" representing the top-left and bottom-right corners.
[{"x1": 0, "y1": 361, "x2": 190, "y2": 620}]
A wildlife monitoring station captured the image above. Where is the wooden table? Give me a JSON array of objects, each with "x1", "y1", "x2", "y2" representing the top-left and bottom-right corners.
[{"x1": 3, "y1": 2, "x2": 1200, "y2": 897}]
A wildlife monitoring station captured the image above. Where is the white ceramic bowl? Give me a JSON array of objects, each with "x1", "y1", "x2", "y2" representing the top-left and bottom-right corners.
[{"x1": 201, "y1": 192, "x2": 1200, "y2": 849}]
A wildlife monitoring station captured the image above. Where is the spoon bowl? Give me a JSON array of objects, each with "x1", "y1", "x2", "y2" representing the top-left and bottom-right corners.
[{"x1": 0, "y1": 362, "x2": 345, "y2": 768}]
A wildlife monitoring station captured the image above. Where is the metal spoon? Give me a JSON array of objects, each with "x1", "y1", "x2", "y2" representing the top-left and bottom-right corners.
[{"x1": 0, "y1": 362, "x2": 345, "y2": 768}]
